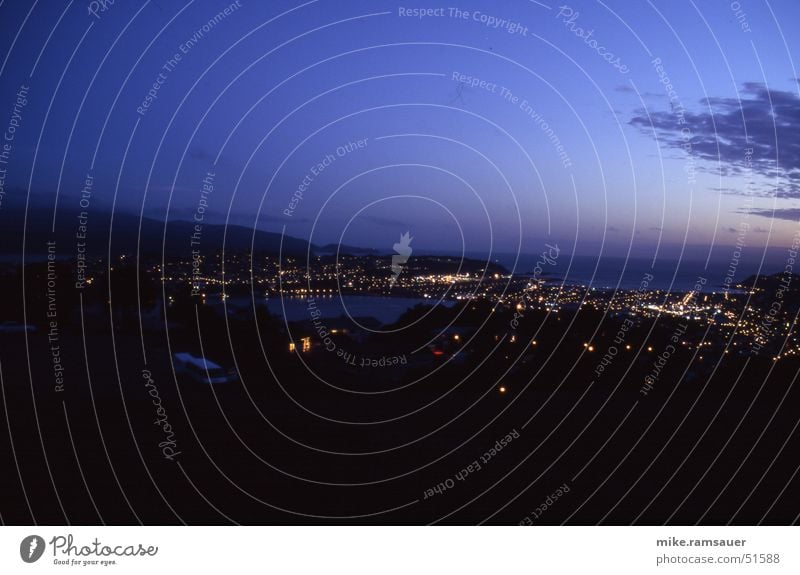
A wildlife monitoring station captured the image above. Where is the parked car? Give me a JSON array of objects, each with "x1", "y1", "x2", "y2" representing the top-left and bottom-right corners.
[{"x1": 173, "y1": 352, "x2": 237, "y2": 384}]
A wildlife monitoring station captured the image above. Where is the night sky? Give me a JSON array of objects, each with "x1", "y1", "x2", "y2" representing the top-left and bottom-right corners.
[{"x1": 1, "y1": 0, "x2": 798, "y2": 259}]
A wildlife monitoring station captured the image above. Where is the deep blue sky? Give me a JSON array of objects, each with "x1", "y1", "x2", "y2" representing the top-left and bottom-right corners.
[{"x1": 1, "y1": 0, "x2": 798, "y2": 259}]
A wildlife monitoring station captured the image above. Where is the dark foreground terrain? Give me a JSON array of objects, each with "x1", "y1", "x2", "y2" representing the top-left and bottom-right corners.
[{"x1": 2, "y1": 286, "x2": 799, "y2": 525}]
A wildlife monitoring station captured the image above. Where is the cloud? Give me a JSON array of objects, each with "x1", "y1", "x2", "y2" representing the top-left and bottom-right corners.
[
  {"x1": 189, "y1": 148, "x2": 214, "y2": 161},
  {"x1": 615, "y1": 84, "x2": 665, "y2": 100},
  {"x1": 742, "y1": 208, "x2": 800, "y2": 222},
  {"x1": 630, "y1": 83, "x2": 800, "y2": 197}
]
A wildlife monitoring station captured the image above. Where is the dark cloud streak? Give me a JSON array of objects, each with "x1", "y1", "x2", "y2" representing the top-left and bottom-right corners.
[{"x1": 630, "y1": 83, "x2": 800, "y2": 197}]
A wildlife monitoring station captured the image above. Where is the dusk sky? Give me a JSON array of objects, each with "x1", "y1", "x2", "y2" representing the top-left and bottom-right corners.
[
  {"x1": 5, "y1": 1, "x2": 800, "y2": 535},
  {"x1": 1, "y1": 0, "x2": 799, "y2": 259}
]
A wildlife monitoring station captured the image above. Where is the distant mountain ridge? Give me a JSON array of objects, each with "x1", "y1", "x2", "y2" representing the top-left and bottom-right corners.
[
  {"x1": 0, "y1": 204, "x2": 422, "y2": 260},
  {"x1": 316, "y1": 243, "x2": 382, "y2": 255},
  {"x1": 0, "y1": 207, "x2": 313, "y2": 257}
]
